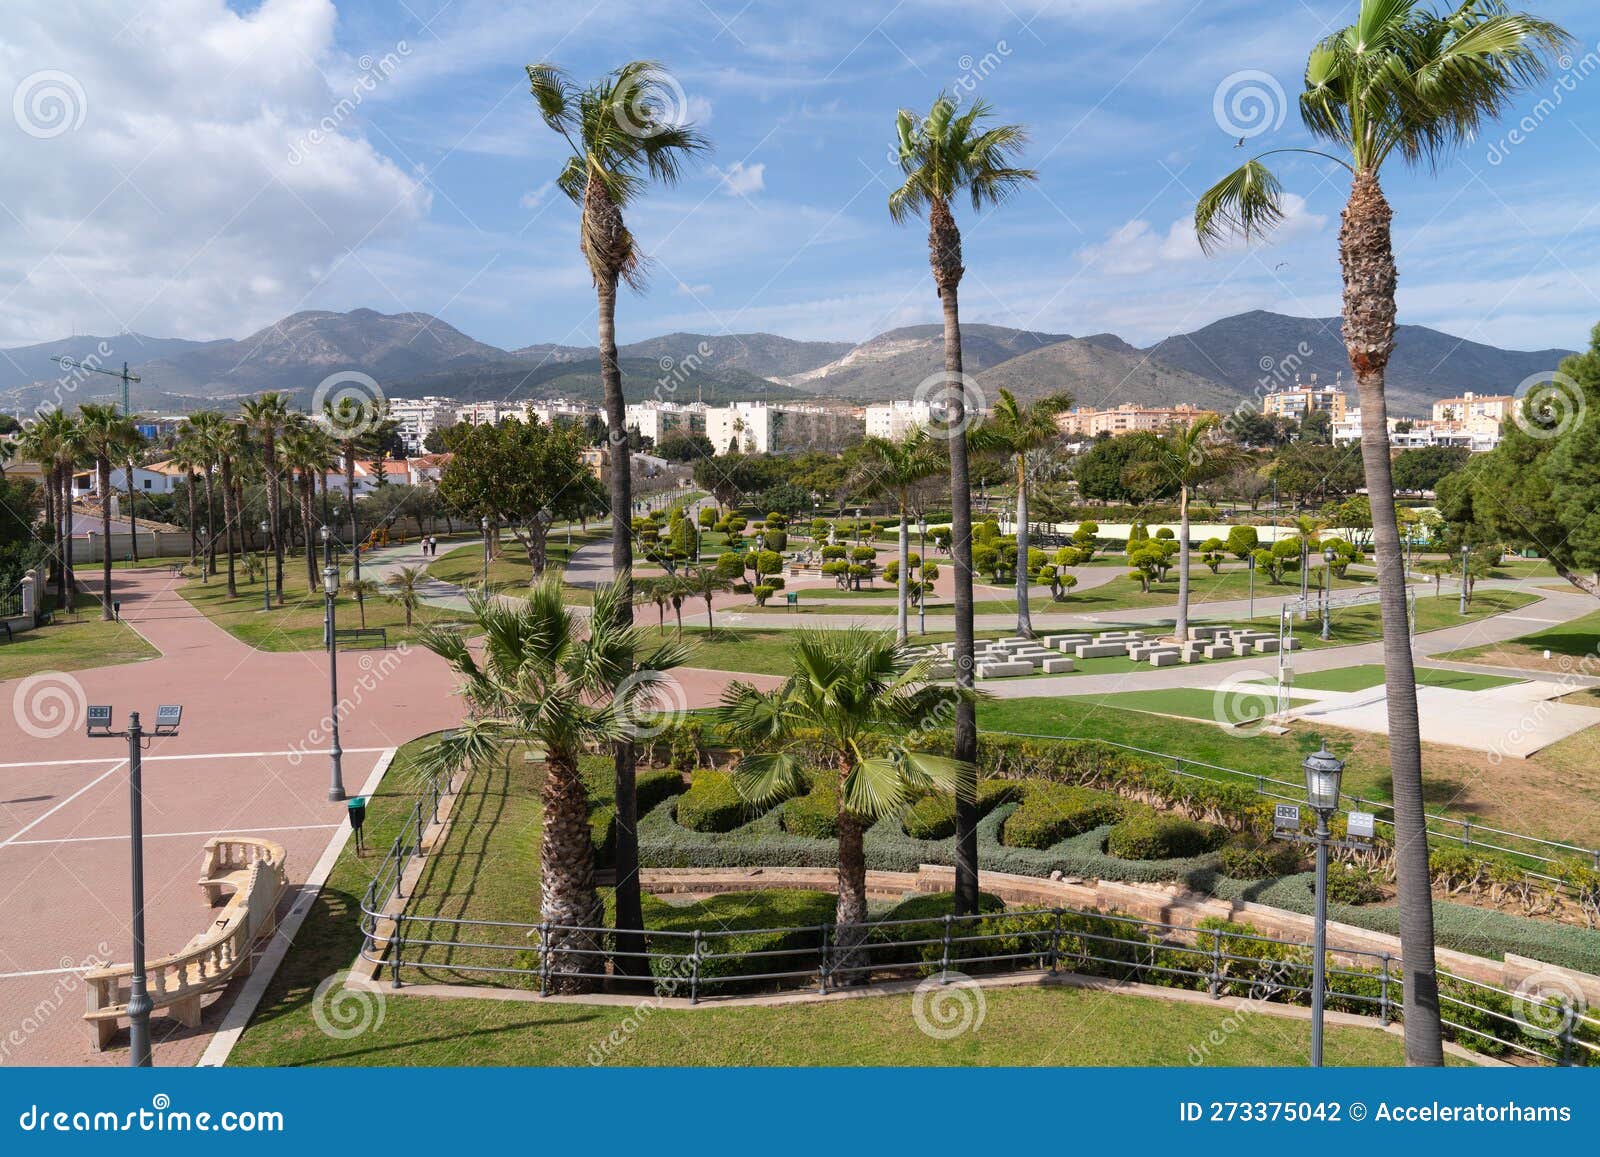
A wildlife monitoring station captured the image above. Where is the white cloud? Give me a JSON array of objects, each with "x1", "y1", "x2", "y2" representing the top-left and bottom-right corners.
[
  {"x1": 0, "y1": 0, "x2": 428, "y2": 344},
  {"x1": 520, "y1": 183, "x2": 555, "y2": 211},
  {"x1": 1075, "y1": 194, "x2": 1325, "y2": 276},
  {"x1": 715, "y1": 161, "x2": 766, "y2": 197}
]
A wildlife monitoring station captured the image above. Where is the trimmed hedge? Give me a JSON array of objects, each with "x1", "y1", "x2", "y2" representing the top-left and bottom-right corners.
[
  {"x1": 641, "y1": 890, "x2": 834, "y2": 993},
  {"x1": 783, "y1": 777, "x2": 839, "y2": 840},
  {"x1": 901, "y1": 781, "x2": 1020, "y2": 840},
  {"x1": 1001, "y1": 783, "x2": 1124, "y2": 850},
  {"x1": 1218, "y1": 835, "x2": 1306, "y2": 880},
  {"x1": 1107, "y1": 813, "x2": 1227, "y2": 861},
  {"x1": 675, "y1": 770, "x2": 759, "y2": 833},
  {"x1": 588, "y1": 764, "x2": 687, "y2": 868},
  {"x1": 1319, "y1": 863, "x2": 1386, "y2": 906}
]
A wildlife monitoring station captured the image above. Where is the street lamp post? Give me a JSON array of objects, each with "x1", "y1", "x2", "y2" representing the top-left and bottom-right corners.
[
  {"x1": 197, "y1": 527, "x2": 208, "y2": 585},
  {"x1": 481, "y1": 516, "x2": 491, "y2": 590},
  {"x1": 1247, "y1": 552, "x2": 1255, "y2": 621},
  {"x1": 86, "y1": 702, "x2": 183, "y2": 1067},
  {"x1": 1299, "y1": 536, "x2": 1310, "y2": 619},
  {"x1": 917, "y1": 515, "x2": 928, "y2": 636},
  {"x1": 259, "y1": 521, "x2": 271, "y2": 613},
  {"x1": 1459, "y1": 543, "x2": 1471, "y2": 615},
  {"x1": 1321, "y1": 546, "x2": 1338, "y2": 641},
  {"x1": 321, "y1": 528, "x2": 346, "y2": 802},
  {"x1": 854, "y1": 508, "x2": 863, "y2": 546}
]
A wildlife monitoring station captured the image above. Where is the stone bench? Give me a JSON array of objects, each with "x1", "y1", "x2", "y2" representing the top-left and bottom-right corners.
[
  {"x1": 1041, "y1": 657, "x2": 1075, "y2": 674},
  {"x1": 1076, "y1": 642, "x2": 1131, "y2": 659},
  {"x1": 1148, "y1": 650, "x2": 1181, "y2": 667},
  {"x1": 976, "y1": 661, "x2": 1035, "y2": 679},
  {"x1": 86, "y1": 838, "x2": 288, "y2": 1051}
]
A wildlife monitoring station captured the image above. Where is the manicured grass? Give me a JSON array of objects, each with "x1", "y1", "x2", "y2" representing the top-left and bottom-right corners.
[
  {"x1": 1233, "y1": 590, "x2": 1540, "y2": 649},
  {"x1": 228, "y1": 732, "x2": 1413, "y2": 1068},
  {"x1": 1436, "y1": 607, "x2": 1600, "y2": 675},
  {"x1": 0, "y1": 592, "x2": 160, "y2": 679},
  {"x1": 1293, "y1": 665, "x2": 1526, "y2": 693},
  {"x1": 429, "y1": 531, "x2": 609, "y2": 594},
  {"x1": 178, "y1": 572, "x2": 472, "y2": 651},
  {"x1": 1087, "y1": 687, "x2": 1311, "y2": 723}
]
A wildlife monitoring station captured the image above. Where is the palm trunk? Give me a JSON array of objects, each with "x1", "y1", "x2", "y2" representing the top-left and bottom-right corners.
[
  {"x1": 1015, "y1": 454, "x2": 1032, "y2": 637},
  {"x1": 1175, "y1": 483, "x2": 1191, "y2": 642},
  {"x1": 540, "y1": 753, "x2": 602, "y2": 994},
  {"x1": 896, "y1": 496, "x2": 910, "y2": 643},
  {"x1": 345, "y1": 453, "x2": 360, "y2": 584},
  {"x1": 202, "y1": 469, "x2": 217, "y2": 577},
  {"x1": 833, "y1": 808, "x2": 870, "y2": 984},
  {"x1": 301, "y1": 474, "x2": 318, "y2": 592},
  {"x1": 61, "y1": 466, "x2": 75, "y2": 600},
  {"x1": 592, "y1": 205, "x2": 645, "y2": 979},
  {"x1": 40, "y1": 465, "x2": 57, "y2": 596},
  {"x1": 221, "y1": 459, "x2": 238, "y2": 597},
  {"x1": 97, "y1": 458, "x2": 113, "y2": 620},
  {"x1": 185, "y1": 471, "x2": 198, "y2": 568},
  {"x1": 266, "y1": 441, "x2": 284, "y2": 604},
  {"x1": 1342, "y1": 169, "x2": 1442, "y2": 1066},
  {"x1": 704, "y1": 598, "x2": 714, "y2": 637},
  {"x1": 930, "y1": 196, "x2": 980, "y2": 917},
  {"x1": 124, "y1": 463, "x2": 139, "y2": 563}
]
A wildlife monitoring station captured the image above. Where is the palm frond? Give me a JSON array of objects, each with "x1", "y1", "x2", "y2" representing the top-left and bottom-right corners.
[
  {"x1": 1194, "y1": 160, "x2": 1286, "y2": 254},
  {"x1": 728, "y1": 751, "x2": 806, "y2": 807}
]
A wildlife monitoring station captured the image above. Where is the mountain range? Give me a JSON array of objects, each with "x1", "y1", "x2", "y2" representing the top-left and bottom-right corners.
[{"x1": 0, "y1": 307, "x2": 1577, "y2": 420}]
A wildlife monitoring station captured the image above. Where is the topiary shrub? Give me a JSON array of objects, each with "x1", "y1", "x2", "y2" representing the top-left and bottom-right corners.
[
  {"x1": 752, "y1": 584, "x2": 776, "y2": 606},
  {"x1": 1219, "y1": 835, "x2": 1305, "y2": 880},
  {"x1": 901, "y1": 781, "x2": 1019, "y2": 840},
  {"x1": 675, "y1": 770, "x2": 755, "y2": 833},
  {"x1": 1319, "y1": 862, "x2": 1385, "y2": 906},
  {"x1": 1106, "y1": 813, "x2": 1227, "y2": 861},
  {"x1": 1001, "y1": 783, "x2": 1124, "y2": 850},
  {"x1": 783, "y1": 777, "x2": 839, "y2": 839}
]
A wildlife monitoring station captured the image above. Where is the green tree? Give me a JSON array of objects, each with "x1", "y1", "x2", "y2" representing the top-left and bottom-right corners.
[
  {"x1": 888, "y1": 93, "x2": 1034, "y2": 916},
  {"x1": 382, "y1": 565, "x2": 427, "y2": 628},
  {"x1": 856, "y1": 430, "x2": 945, "y2": 642},
  {"x1": 1391, "y1": 445, "x2": 1471, "y2": 493},
  {"x1": 1227, "y1": 524, "x2": 1260, "y2": 560},
  {"x1": 73, "y1": 404, "x2": 139, "y2": 620},
  {"x1": 420, "y1": 581, "x2": 689, "y2": 992},
  {"x1": 1074, "y1": 433, "x2": 1159, "y2": 503},
  {"x1": 240, "y1": 392, "x2": 292, "y2": 604},
  {"x1": 719, "y1": 629, "x2": 975, "y2": 975}
]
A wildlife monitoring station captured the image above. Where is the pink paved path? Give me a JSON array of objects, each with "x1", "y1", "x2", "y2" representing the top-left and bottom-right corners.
[{"x1": 0, "y1": 569, "x2": 761, "y2": 1066}]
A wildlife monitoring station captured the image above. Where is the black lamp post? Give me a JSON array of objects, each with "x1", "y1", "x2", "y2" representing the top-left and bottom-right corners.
[
  {"x1": 1247, "y1": 551, "x2": 1255, "y2": 620},
  {"x1": 1459, "y1": 543, "x2": 1471, "y2": 614},
  {"x1": 86, "y1": 702, "x2": 183, "y2": 1067},
  {"x1": 1302, "y1": 745, "x2": 1344, "y2": 1067},
  {"x1": 259, "y1": 520, "x2": 271, "y2": 613},
  {"x1": 1321, "y1": 546, "x2": 1338, "y2": 641},
  {"x1": 197, "y1": 527, "x2": 208, "y2": 585},
  {"x1": 917, "y1": 515, "x2": 928, "y2": 636},
  {"x1": 481, "y1": 516, "x2": 491, "y2": 589},
  {"x1": 321, "y1": 527, "x2": 345, "y2": 802}
]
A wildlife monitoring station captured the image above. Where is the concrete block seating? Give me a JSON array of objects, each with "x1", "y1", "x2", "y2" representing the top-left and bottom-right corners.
[
  {"x1": 1042, "y1": 657, "x2": 1076, "y2": 674},
  {"x1": 977, "y1": 660, "x2": 1035, "y2": 679},
  {"x1": 1149, "y1": 650, "x2": 1181, "y2": 667},
  {"x1": 1049, "y1": 635, "x2": 1093, "y2": 652},
  {"x1": 1076, "y1": 641, "x2": 1131, "y2": 659},
  {"x1": 1203, "y1": 642, "x2": 1237, "y2": 660},
  {"x1": 85, "y1": 837, "x2": 287, "y2": 1051}
]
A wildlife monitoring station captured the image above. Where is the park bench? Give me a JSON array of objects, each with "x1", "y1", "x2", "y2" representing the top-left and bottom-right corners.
[
  {"x1": 84, "y1": 837, "x2": 287, "y2": 1051},
  {"x1": 334, "y1": 627, "x2": 388, "y2": 649}
]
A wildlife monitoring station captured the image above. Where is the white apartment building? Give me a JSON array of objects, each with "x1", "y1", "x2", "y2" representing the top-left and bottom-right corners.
[
  {"x1": 624, "y1": 400, "x2": 704, "y2": 444},
  {"x1": 705, "y1": 401, "x2": 863, "y2": 455},
  {"x1": 1432, "y1": 391, "x2": 1515, "y2": 425},
  {"x1": 1334, "y1": 409, "x2": 1501, "y2": 452},
  {"x1": 706, "y1": 401, "x2": 774, "y2": 454},
  {"x1": 388, "y1": 396, "x2": 459, "y2": 453},
  {"x1": 865, "y1": 400, "x2": 933, "y2": 441},
  {"x1": 527, "y1": 398, "x2": 598, "y2": 426}
]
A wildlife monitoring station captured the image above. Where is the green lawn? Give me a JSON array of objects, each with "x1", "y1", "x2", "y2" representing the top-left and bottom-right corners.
[
  {"x1": 228, "y1": 732, "x2": 1414, "y2": 1068},
  {"x1": 0, "y1": 592, "x2": 160, "y2": 679},
  {"x1": 1293, "y1": 665, "x2": 1526, "y2": 694},
  {"x1": 429, "y1": 531, "x2": 609, "y2": 594},
  {"x1": 1086, "y1": 687, "x2": 1311, "y2": 723},
  {"x1": 178, "y1": 572, "x2": 472, "y2": 651},
  {"x1": 1232, "y1": 590, "x2": 1539, "y2": 649},
  {"x1": 1435, "y1": 607, "x2": 1600, "y2": 676}
]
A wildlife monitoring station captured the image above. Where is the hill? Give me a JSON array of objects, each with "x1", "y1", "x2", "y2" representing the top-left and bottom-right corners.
[
  {"x1": 977, "y1": 338, "x2": 1241, "y2": 411},
  {"x1": 783, "y1": 323, "x2": 1073, "y2": 399}
]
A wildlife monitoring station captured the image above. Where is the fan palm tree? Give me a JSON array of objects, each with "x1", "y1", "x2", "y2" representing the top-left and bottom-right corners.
[
  {"x1": 345, "y1": 577, "x2": 379, "y2": 629},
  {"x1": 419, "y1": 580, "x2": 690, "y2": 992},
  {"x1": 856, "y1": 430, "x2": 946, "y2": 642},
  {"x1": 969, "y1": 388, "x2": 1071, "y2": 638},
  {"x1": 528, "y1": 59, "x2": 710, "y2": 970},
  {"x1": 1193, "y1": 0, "x2": 1568, "y2": 1066},
  {"x1": 118, "y1": 421, "x2": 148, "y2": 564},
  {"x1": 719, "y1": 629, "x2": 976, "y2": 979},
  {"x1": 680, "y1": 566, "x2": 731, "y2": 636},
  {"x1": 1124, "y1": 415, "x2": 1251, "y2": 642},
  {"x1": 320, "y1": 397, "x2": 393, "y2": 584},
  {"x1": 240, "y1": 392, "x2": 291, "y2": 605},
  {"x1": 382, "y1": 565, "x2": 427, "y2": 628},
  {"x1": 183, "y1": 412, "x2": 228, "y2": 581},
  {"x1": 72, "y1": 404, "x2": 138, "y2": 620},
  {"x1": 169, "y1": 428, "x2": 206, "y2": 570},
  {"x1": 18, "y1": 410, "x2": 78, "y2": 602},
  {"x1": 282, "y1": 419, "x2": 336, "y2": 592},
  {"x1": 889, "y1": 94, "x2": 1034, "y2": 915}
]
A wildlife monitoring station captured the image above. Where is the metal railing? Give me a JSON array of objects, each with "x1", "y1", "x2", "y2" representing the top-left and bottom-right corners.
[
  {"x1": 357, "y1": 873, "x2": 1599, "y2": 1065},
  {"x1": 985, "y1": 730, "x2": 1600, "y2": 872}
]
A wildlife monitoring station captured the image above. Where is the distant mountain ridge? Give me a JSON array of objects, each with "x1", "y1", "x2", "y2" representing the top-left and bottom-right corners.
[{"x1": 0, "y1": 307, "x2": 1577, "y2": 418}]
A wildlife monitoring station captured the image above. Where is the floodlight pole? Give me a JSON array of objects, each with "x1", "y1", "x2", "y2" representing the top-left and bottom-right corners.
[
  {"x1": 1310, "y1": 804, "x2": 1331, "y2": 1066},
  {"x1": 123, "y1": 710, "x2": 152, "y2": 1067},
  {"x1": 323, "y1": 529, "x2": 346, "y2": 802}
]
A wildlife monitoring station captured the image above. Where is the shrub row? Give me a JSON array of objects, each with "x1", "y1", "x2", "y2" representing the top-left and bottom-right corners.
[
  {"x1": 901, "y1": 781, "x2": 1020, "y2": 840},
  {"x1": 1001, "y1": 783, "x2": 1125, "y2": 850},
  {"x1": 1106, "y1": 813, "x2": 1229, "y2": 861},
  {"x1": 641, "y1": 890, "x2": 834, "y2": 991},
  {"x1": 783, "y1": 777, "x2": 839, "y2": 840},
  {"x1": 675, "y1": 770, "x2": 761, "y2": 833}
]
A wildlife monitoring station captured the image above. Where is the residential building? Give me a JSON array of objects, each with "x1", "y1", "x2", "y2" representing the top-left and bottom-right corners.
[
  {"x1": 706, "y1": 401, "x2": 775, "y2": 455},
  {"x1": 388, "y1": 396, "x2": 458, "y2": 453},
  {"x1": 865, "y1": 399, "x2": 933, "y2": 441},
  {"x1": 527, "y1": 398, "x2": 597, "y2": 427},
  {"x1": 1263, "y1": 375, "x2": 1349, "y2": 422},
  {"x1": 1054, "y1": 402, "x2": 1217, "y2": 438},
  {"x1": 1334, "y1": 409, "x2": 1501, "y2": 453},
  {"x1": 72, "y1": 462, "x2": 185, "y2": 497},
  {"x1": 705, "y1": 401, "x2": 863, "y2": 455},
  {"x1": 624, "y1": 400, "x2": 704, "y2": 445},
  {"x1": 1432, "y1": 391, "x2": 1515, "y2": 425}
]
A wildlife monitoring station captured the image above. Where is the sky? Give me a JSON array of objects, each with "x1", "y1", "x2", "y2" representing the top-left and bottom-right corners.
[{"x1": 1, "y1": 0, "x2": 1597, "y2": 356}]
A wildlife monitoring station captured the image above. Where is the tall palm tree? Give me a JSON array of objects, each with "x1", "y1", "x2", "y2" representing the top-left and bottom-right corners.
[
  {"x1": 528, "y1": 59, "x2": 710, "y2": 970},
  {"x1": 681, "y1": 566, "x2": 731, "y2": 636},
  {"x1": 382, "y1": 565, "x2": 427, "y2": 628},
  {"x1": 857, "y1": 430, "x2": 945, "y2": 642},
  {"x1": 18, "y1": 411, "x2": 78, "y2": 602},
  {"x1": 419, "y1": 580, "x2": 689, "y2": 992},
  {"x1": 969, "y1": 388, "x2": 1071, "y2": 638},
  {"x1": 170, "y1": 428, "x2": 206, "y2": 570},
  {"x1": 183, "y1": 412, "x2": 228, "y2": 581},
  {"x1": 345, "y1": 577, "x2": 378, "y2": 629},
  {"x1": 73, "y1": 404, "x2": 136, "y2": 620},
  {"x1": 1124, "y1": 415, "x2": 1251, "y2": 642},
  {"x1": 118, "y1": 420, "x2": 148, "y2": 563},
  {"x1": 320, "y1": 398, "x2": 392, "y2": 585},
  {"x1": 719, "y1": 629, "x2": 975, "y2": 978},
  {"x1": 282, "y1": 419, "x2": 336, "y2": 592},
  {"x1": 1193, "y1": 0, "x2": 1568, "y2": 1066},
  {"x1": 890, "y1": 94, "x2": 1034, "y2": 916},
  {"x1": 240, "y1": 392, "x2": 291, "y2": 605},
  {"x1": 200, "y1": 415, "x2": 245, "y2": 597}
]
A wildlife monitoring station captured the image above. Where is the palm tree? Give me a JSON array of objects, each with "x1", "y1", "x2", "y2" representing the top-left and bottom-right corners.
[
  {"x1": 170, "y1": 428, "x2": 206, "y2": 570},
  {"x1": 528, "y1": 59, "x2": 710, "y2": 970},
  {"x1": 1124, "y1": 415, "x2": 1251, "y2": 642},
  {"x1": 890, "y1": 94, "x2": 1034, "y2": 916},
  {"x1": 183, "y1": 412, "x2": 228, "y2": 581},
  {"x1": 382, "y1": 566, "x2": 427, "y2": 628},
  {"x1": 73, "y1": 404, "x2": 138, "y2": 620},
  {"x1": 419, "y1": 580, "x2": 689, "y2": 992},
  {"x1": 282, "y1": 420, "x2": 336, "y2": 592},
  {"x1": 634, "y1": 575, "x2": 671, "y2": 632},
  {"x1": 204, "y1": 417, "x2": 246, "y2": 597},
  {"x1": 118, "y1": 421, "x2": 148, "y2": 564},
  {"x1": 969, "y1": 388, "x2": 1071, "y2": 638},
  {"x1": 345, "y1": 577, "x2": 379, "y2": 629},
  {"x1": 719, "y1": 629, "x2": 975, "y2": 978},
  {"x1": 320, "y1": 397, "x2": 392, "y2": 585},
  {"x1": 1193, "y1": 0, "x2": 1568, "y2": 1066},
  {"x1": 240, "y1": 392, "x2": 291, "y2": 605},
  {"x1": 18, "y1": 410, "x2": 78, "y2": 603},
  {"x1": 857, "y1": 430, "x2": 945, "y2": 642},
  {"x1": 681, "y1": 566, "x2": 731, "y2": 636}
]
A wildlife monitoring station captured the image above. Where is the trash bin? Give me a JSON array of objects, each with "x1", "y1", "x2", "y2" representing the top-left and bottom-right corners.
[{"x1": 347, "y1": 797, "x2": 368, "y2": 854}]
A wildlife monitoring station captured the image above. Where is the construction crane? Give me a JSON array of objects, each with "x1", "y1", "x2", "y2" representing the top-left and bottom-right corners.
[{"x1": 50, "y1": 355, "x2": 142, "y2": 416}]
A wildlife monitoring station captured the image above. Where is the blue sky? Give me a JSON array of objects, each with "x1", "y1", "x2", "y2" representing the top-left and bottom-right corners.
[{"x1": 3, "y1": 0, "x2": 1598, "y2": 353}]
